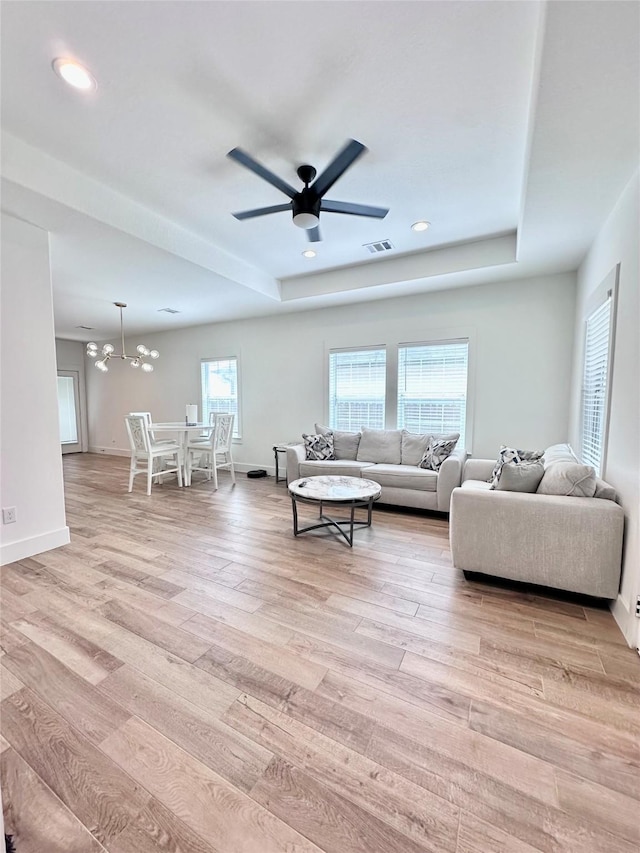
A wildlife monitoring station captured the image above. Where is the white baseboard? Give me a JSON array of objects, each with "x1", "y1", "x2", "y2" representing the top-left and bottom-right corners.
[
  {"x1": 610, "y1": 593, "x2": 637, "y2": 648},
  {"x1": 1, "y1": 526, "x2": 70, "y2": 566},
  {"x1": 89, "y1": 445, "x2": 130, "y2": 457},
  {"x1": 87, "y1": 450, "x2": 279, "y2": 479}
]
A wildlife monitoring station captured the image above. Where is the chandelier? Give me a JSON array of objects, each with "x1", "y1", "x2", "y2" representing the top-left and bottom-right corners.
[{"x1": 86, "y1": 302, "x2": 159, "y2": 373}]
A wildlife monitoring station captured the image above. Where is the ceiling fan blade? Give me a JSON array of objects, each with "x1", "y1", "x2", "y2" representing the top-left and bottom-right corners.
[
  {"x1": 307, "y1": 226, "x2": 322, "y2": 242},
  {"x1": 232, "y1": 204, "x2": 291, "y2": 221},
  {"x1": 312, "y1": 139, "x2": 367, "y2": 197},
  {"x1": 227, "y1": 148, "x2": 297, "y2": 199},
  {"x1": 321, "y1": 200, "x2": 389, "y2": 219}
]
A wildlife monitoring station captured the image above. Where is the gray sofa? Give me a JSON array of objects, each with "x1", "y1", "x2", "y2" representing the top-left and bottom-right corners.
[
  {"x1": 449, "y1": 444, "x2": 624, "y2": 598},
  {"x1": 286, "y1": 426, "x2": 466, "y2": 512}
]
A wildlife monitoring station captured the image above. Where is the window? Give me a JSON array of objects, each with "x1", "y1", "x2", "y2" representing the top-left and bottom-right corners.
[
  {"x1": 201, "y1": 357, "x2": 240, "y2": 438},
  {"x1": 581, "y1": 293, "x2": 613, "y2": 475},
  {"x1": 57, "y1": 375, "x2": 78, "y2": 444},
  {"x1": 329, "y1": 347, "x2": 386, "y2": 430},
  {"x1": 397, "y1": 340, "x2": 468, "y2": 446}
]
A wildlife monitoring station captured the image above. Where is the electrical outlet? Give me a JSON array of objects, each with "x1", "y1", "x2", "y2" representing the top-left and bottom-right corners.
[
  {"x1": 2, "y1": 506, "x2": 17, "y2": 524},
  {"x1": 635, "y1": 595, "x2": 640, "y2": 618}
]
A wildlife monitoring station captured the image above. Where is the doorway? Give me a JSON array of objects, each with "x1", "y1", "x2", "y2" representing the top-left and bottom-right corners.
[{"x1": 57, "y1": 370, "x2": 83, "y2": 453}]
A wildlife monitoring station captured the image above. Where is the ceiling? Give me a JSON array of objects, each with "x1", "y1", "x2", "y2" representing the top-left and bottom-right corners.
[{"x1": 1, "y1": 1, "x2": 638, "y2": 339}]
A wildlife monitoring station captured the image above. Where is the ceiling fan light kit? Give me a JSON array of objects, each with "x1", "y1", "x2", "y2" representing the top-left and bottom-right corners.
[
  {"x1": 87, "y1": 302, "x2": 159, "y2": 373},
  {"x1": 227, "y1": 139, "x2": 389, "y2": 242}
]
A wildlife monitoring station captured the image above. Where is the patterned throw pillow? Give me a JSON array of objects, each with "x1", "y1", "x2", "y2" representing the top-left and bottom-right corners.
[
  {"x1": 419, "y1": 437, "x2": 458, "y2": 471},
  {"x1": 489, "y1": 446, "x2": 544, "y2": 488},
  {"x1": 315, "y1": 423, "x2": 361, "y2": 460},
  {"x1": 303, "y1": 432, "x2": 335, "y2": 461}
]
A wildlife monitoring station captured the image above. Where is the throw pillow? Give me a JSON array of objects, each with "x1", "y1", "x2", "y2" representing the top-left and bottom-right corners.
[
  {"x1": 494, "y1": 460, "x2": 545, "y2": 493},
  {"x1": 315, "y1": 423, "x2": 361, "y2": 461},
  {"x1": 400, "y1": 430, "x2": 432, "y2": 466},
  {"x1": 537, "y1": 461, "x2": 597, "y2": 497},
  {"x1": 419, "y1": 437, "x2": 458, "y2": 471},
  {"x1": 357, "y1": 428, "x2": 402, "y2": 464},
  {"x1": 489, "y1": 446, "x2": 544, "y2": 487},
  {"x1": 303, "y1": 432, "x2": 335, "y2": 461}
]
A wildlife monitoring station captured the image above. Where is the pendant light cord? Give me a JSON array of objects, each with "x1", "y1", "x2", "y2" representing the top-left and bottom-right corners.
[{"x1": 120, "y1": 304, "x2": 126, "y2": 358}]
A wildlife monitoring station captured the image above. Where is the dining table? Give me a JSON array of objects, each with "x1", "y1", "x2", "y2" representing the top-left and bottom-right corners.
[{"x1": 150, "y1": 422, "x2": 211, "y2": 485}]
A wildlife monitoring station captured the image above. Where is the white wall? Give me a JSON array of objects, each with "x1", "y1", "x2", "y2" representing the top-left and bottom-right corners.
[
  {"x1": 0, "y1": 213, "x2": 68, "y2": 564},
  {"x1": 87, "y1": 272, "x2": 576, "y2": 465},
  {"x1": 55, "y1": 338, "x2": 89, "y2": 452},
  {"x1": 569, "y1": 170, "x2": 640, "y2": 646}
]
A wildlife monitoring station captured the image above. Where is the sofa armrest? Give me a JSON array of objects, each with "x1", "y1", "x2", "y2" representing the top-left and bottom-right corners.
[
  {"x1": 436, "y1": 447, "x2": 467, "y2": 511},
  {"x1": 286, "y1": 444, "x2": 305, "y2": 485},
  {"x1": 462, "y1": 457, "x2": 495, "y2": 483},
  {"x1": 449, "y1": 488, "x2": 623, "y2": 598}
]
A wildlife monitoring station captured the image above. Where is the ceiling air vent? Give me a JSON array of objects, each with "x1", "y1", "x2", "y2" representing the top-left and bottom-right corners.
[
  {"x1": 363, "y1": 239, "x2": 394, "y2": 254},
  {"x1": 158, "y1": 307, "x2": 181, "y2": 314},
  {"x1": 76, "y1": 325, "x2": 94, "y2": 330}
]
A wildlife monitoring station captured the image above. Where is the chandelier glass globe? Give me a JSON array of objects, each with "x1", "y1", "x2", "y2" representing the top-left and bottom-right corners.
[{"x1": 86, "y1": 303, "x2": 159, "y2": 375}]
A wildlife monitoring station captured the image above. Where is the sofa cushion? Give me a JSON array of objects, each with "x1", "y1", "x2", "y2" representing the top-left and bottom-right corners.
[
  {"x1": 543, "y1": 443, "x2": 616, "y2": 499},
  {"x1": 432, "y1": 432, "x2": 461, "y2": 444},
  {"x1": 365, "y1": 463, "x2": 437, "y2": 491},
  {"x1": 303, "y1": 432, "x2": 334, "y2": 461},
  {"x1": 543, "y1": 443, "x2": 579, "y2": 468},
  {"x1": 400, "y1": 430, "x2": 432, "y2": 466},
  {"x1": 298, "y1": 460, "x2": 374, "y2": 478},
  {"x1": 537, "y1": 461, "x2": 597, "y2": 497},
  {"x1": 419, "y1": 437, "x2": 459, "y2": 471},
  {"x1": 357, "y1": 428, "x2": 402, "y2": 464},
  {"x1": 494, "y1": 460, "x2": 545, "y2": 493},
  {"x1": 315, "y1": 423, "x2": 361, "y2": 460},
  {"x1": 461, "y1": 479, "x2": 492, "y2": 491},
  {"x1": 489, "y1": 446, "x2": 545, "y2": 487}
]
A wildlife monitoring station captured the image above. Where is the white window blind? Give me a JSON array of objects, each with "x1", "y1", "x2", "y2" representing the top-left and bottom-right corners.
[
  {"x1": 397, "y1": 340, "x2": 468, "y2": 446},
  {"x1": 201, "y1": 357, "x2": 240, "y2": 438},
  {"x1": 329, "y1": 347, "x2": 386, "y2": 430},
  {"x1": 581, "y1": 295, "x2": 612, "y2": 475}
]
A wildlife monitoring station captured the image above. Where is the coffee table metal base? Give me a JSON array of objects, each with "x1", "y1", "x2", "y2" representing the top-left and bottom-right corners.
[{"x1": 291, "y1": 496, "x2": 375, "y2": 547}]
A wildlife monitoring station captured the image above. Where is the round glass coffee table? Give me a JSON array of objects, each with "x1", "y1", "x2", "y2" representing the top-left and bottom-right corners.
[{"x1": 288, "y1": 475, "x2": 382, "y2": 547}]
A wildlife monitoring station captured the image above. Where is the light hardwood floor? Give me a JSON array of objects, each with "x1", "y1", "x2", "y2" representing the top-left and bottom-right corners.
[{"x1": 1, "y1": 453, "x2": 639, "y2": 852}]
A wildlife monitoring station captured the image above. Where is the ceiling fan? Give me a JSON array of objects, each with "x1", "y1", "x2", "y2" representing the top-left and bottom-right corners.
[{"x1": 227, "y1": 139, "x2": 389, "y2": 242}]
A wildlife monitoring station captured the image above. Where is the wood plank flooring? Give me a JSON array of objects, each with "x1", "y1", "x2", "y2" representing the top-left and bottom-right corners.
[{"x1": 1, "y1": 453, "x2": 639, "y2": 852}]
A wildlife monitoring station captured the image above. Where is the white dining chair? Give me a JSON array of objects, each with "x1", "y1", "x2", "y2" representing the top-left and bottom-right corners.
[
  {"x1": 124, "y1": 414, "x2": 183, "y2": 495},
  {"x1": 185, "y1": 413, "x2": 235, "y2": 489},
  {"x1": 186, "y1": 410, "x2": 216, "y2": 448},
  {"x1": 128, "y1": 411, "x2": 172, "y2": 444}
]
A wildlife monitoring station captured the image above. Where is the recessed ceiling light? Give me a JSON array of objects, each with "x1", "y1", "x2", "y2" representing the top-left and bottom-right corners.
[
  {"x1": 302, "y1": 249, "x2": 317, "y2": 258},
  {"x1": 411, "y1": 220, "x2": 430, "y2": 232},
  {"x1": 52, "y1": 58, "x2": 96, "y2": 91}
]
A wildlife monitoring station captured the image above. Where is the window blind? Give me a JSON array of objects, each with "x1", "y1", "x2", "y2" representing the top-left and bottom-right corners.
[
  {"x1": 201, "y1": 357, "x2": 240, "y2": 438},
  {"x1": 397, "y1": 340, "x2": 468, "y2": 447},
  {"x1": 581, "y1": 295, "x2": 612, "y2": 475},
  {"x1": 329, "y1": 347, "x2": 386, "y2": 431}
]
